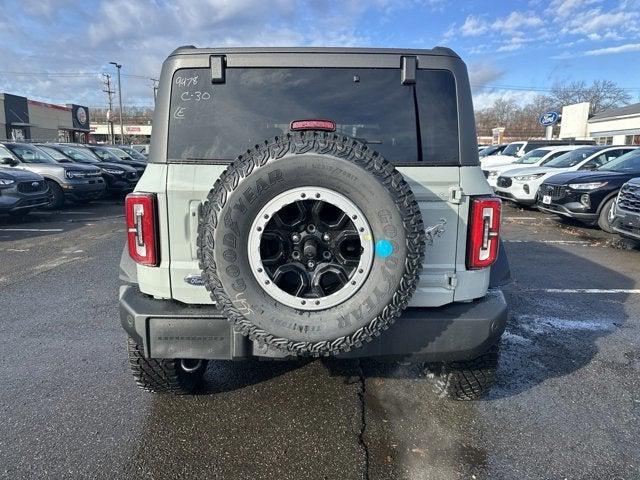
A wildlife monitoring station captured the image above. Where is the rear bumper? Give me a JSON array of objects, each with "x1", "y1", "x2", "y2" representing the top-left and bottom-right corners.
[{"x1": 119, "y1": 285, "x2": 508, "y2": 362}]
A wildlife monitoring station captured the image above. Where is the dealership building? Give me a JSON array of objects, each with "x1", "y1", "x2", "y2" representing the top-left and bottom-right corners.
[
  {"x1": 89, "y1": 123, "x2": 152, "y2": 143},
  {"x1": 559, "y1": 101, "x2": 640, "y2": 145},
  {"x1": 0, "y1": 93, "x2": 91, "y2": 143}
]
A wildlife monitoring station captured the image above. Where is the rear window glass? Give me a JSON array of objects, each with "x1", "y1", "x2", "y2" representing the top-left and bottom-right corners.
[{"x1": 168, "y1": 68, "x2": 459, "y2": 165}]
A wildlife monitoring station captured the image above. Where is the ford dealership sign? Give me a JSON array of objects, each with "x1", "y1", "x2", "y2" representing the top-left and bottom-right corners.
[{"x1": 539, "y1": 111, "x2": 560, "y2": 127}]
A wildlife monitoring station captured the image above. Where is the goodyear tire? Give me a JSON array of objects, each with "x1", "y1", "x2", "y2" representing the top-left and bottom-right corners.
[{"x1": 198, "y1": 131, "x2": 425, "y2": 356}]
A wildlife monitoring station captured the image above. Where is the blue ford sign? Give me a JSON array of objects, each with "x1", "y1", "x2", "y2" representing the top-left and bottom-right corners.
[{"x1": 539, "y1": 111, "x2": 560, "y2": 126}]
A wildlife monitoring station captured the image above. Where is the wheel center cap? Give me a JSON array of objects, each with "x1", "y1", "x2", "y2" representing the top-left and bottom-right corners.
[{"x1": 303, "y1": 238, "x2": 318, "y2": 259}]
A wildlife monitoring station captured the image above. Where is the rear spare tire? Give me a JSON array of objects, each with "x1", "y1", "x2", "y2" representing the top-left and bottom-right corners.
[{"x1": 198, "y1": 131, "x2": 425, "y2": 356}]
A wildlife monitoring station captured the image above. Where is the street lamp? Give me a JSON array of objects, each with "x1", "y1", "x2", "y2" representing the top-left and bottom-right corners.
[{"x1": 109, "y1": 62, "x2": 124, "y2": 145}]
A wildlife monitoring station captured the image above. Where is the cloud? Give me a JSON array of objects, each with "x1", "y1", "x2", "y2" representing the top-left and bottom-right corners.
[
  {"x1": 492, "y1": 11, "x2": 543, "y2": 32},
  {"x1": 584, "y1": 42, "x2": 640, "y2": 55},
  {"x1": 454, "y1": 11, "x2": 544, "y2": 41},
  {"x1": 472, "y1": 90, "x2": 539, "y2": 110},
  {"x1": 563, "y1": 9, "x2": 633, "y2": 35},
  {"x1": 547, "y1": 0, "x2": 602, "y2": 18},
  {"x1": 468, "y1": 63, "x2": 505, "y2": 92},
  {"x1": 460, "y1": 15, "x2": 489, "y2": 37}
]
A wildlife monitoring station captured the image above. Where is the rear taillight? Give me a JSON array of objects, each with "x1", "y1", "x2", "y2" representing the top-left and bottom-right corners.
[
  {"x1": 467, "y1": 197, "x2": 501, "y2": 269},
  {"x1": 125, "y1": 193, "x2": 159, "y2": 266},
  {"x1": 290, "y1": 119, "x2": 336, "y2": 132}
]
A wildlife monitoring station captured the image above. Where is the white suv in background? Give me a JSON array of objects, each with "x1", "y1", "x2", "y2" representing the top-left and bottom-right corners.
[
  {"x1": 485, "y1": 145, "x2": 585, "y2": 188},
  {"x1": 494, "y1": 146, "x2": 637, "y2": 205}
]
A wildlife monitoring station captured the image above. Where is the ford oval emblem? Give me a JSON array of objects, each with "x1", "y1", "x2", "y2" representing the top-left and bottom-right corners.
[
  {"x1": 184, "y1": 274, "x2": 205, "y2": 286},
  {"x1": 539, "y1": 111, "x2": 560, "y2": 126}
]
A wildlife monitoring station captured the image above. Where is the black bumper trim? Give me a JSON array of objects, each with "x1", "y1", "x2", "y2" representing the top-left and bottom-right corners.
[
  {"x1": 119, "y1": 285, "x2": 508, "y2": 362},
  {"x1": 537, "y1": 203, "x2": 597, "y2": 221}
]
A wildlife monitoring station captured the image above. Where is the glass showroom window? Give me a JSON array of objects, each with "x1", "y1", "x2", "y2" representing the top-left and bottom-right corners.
[
  {"x1": 595, "y1": 136, "x2": 613, "y2": 145},
  {"x1": 625, "y1": 135, "x2": 640, "y2": 145}
]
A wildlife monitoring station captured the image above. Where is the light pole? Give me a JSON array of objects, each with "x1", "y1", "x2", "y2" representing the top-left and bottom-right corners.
[{"x1": 109, "y1": 62, "x2": 124, "y2": 145}]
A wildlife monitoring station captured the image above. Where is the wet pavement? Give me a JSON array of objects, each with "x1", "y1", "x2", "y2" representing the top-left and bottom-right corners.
[{"x1": 1, "y1": 200, "x2": 639, "y2": 479}]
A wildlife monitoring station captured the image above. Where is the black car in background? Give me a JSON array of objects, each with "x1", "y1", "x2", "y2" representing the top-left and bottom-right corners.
[
  {"x1": 86, "y1": 145, "x2": 147, "y2": 173},
  {"x1": 479, "y1": 144, "x2": 508, "y2": 158},
  {"x1": 114, "y1": 145, "x2": 148, "y2": 162},
  {"x1": 612, "y1": 177, "x2": 640, "y2": 241},
  {"x1": 37, "y1": 144, "x2": 139, "y2": 194},
  {"x1": 0, "y1": 167, "x2": 50, "y2": 217},
  {"x1": 537, "y1": 147, "x2": 640, "y2": 232},
  {"x1": 62, "y1": 144, "x2": 146, "y2": 176}
]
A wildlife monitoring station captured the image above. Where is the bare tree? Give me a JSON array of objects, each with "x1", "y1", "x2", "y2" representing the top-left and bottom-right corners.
[
  {"x1": 475, "y1": 79, "x2": 632, "y2": 139},
  {"x1": 549, "y1": 80, "x2": 631, "y2": 114}
]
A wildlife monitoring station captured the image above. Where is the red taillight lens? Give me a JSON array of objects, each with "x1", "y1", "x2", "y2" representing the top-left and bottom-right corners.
[
  {"x1": 125, "y1": 193, "x2": 159, "y2": 266},
  {"x1": 290, "y1": 119, "x2": 336, "y2": 132},
  {"x1": 467, "y1": 197, "x2": 501, "y2": 270}
]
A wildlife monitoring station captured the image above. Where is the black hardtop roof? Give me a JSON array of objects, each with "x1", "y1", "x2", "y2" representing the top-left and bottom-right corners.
[{"x1": 169, "y1": 45, "x2": 460, "y2": 58}]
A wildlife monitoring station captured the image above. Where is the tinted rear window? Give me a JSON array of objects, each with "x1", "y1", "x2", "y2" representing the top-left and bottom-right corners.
[{"x1": 168, "y1": 68, "x2": 459, "y2": 165}]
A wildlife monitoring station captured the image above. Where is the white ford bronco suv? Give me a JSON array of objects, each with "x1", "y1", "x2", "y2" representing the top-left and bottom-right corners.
[{"x1": 119, "y1": 46, "x2": 510, "y2": 400}]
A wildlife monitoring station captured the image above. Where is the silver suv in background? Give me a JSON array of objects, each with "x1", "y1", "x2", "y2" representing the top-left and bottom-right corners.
[
  {"x1": 37, "y1": 144, "x2": 139, "y2": 195},
  {"x1": 0, "y1": 143, "x2": 105, "y2": 209}
]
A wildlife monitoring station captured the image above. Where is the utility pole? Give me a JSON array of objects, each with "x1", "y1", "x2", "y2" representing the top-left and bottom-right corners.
[
  {"x1": 101, "y1": 73, "x2": 115, "y2": 144},
  {"x1": 152, "y1": 78, "x2": 159, "y2": 105},
  {"x1": 110, "y1": 62, "x2": 124, "y2": 145}
]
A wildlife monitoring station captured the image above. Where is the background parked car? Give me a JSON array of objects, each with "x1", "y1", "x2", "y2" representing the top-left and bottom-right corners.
[
  {"x1": 37, "y1": 144, "x2": 139, "y2": 194},
  {"x1": 612, "y1": 177, "x2": 640, "y2": 241},
  {"x1": 538, "y1": 147, "x2": 640, "y2": 232},
  {"x1": 114, "y1": 145, "x2": 148, "y2": 162},
  {"x1": 494, "y1": 145, "x2": 636, "y2": 205},
  {"x1": 130, "y1": 144, "x2": 150, "y2": 155},
  {"x1": 85, "y1": 145, "x2": 147, "y2": 174},
  {"x1": 480, "y1": 139, "x2": 595, "y2": 169},
  {"x1": 0, "y1": 142, "x2": 105, "y2": 209},
  {"x1": 484, "y1": 145, "x2": 585, "y2": 187},
  {"x1": 479, "y1": 143, "x2": 508, "y2": 158},
  {"x1": 66, "y1": 144, "x2": 146, "y2": 177},
  {"x1": 0, "y1": 166, "x2": 50, "y2": 217}
]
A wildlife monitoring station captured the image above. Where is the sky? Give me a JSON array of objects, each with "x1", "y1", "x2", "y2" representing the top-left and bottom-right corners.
[{"x1": 0, "y1": 0, "x2": 639, "y2": 111}]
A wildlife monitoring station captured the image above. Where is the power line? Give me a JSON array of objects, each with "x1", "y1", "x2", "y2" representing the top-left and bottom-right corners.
[
  {"x1": 472, "y1": 83, "x2": 640, "y2": 92},
  {"x1": 0, "y1": 70, "x2": 157, "y2": 81},
  {"x1": 1, "y1": 69, "x2": 639, "y2": 92}
]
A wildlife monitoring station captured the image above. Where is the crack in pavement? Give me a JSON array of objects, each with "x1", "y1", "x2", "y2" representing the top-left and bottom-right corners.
[{"x1": 357, "y1": 360, "x2": 371, "y2": 480}]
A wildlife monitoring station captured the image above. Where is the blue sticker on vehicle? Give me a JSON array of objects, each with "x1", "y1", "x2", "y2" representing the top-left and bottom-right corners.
[{"x1": 375, "y1": 239, "x2": 394, "y2": 258}]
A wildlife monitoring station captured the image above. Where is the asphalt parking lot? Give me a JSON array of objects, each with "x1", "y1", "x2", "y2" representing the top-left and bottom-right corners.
[{"x1": 1, "y1": 200, "x2": 639, "y2": 480}]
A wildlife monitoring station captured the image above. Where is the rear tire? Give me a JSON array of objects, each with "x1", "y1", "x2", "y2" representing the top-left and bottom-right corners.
[
  {"x1": 597, "y1": 197, "x2": 616, "y2": 233},
  {"x1": 424, "y1": 344, "x2": 500, "y2": 401},
  {"x1": 126, "y1": 337, "x2": 208, "y2": 394},
  {"x1": 46, "y1": 181, "x2": 65, "y2": 210}
]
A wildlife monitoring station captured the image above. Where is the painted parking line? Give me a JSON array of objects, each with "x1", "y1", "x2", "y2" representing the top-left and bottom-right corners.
[
  {"x1": 543, "y1": 288, "x2": 640, "y2": 294},
  {"x1": 504, "y1": 240, "x2": 593, "y2": 245},
  {"x1": 503, "y1": 216, "x2": 552, "y2": 220},
  {"x1": 0, "y1": 228, "x2": 64, "y2": 232}
]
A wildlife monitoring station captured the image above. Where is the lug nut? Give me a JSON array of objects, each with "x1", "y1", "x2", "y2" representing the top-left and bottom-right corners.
[
  {"x1": 292, "y1": 251, "x2": 301, "y2": 260},
  {"x1": 306, "y1": 224, "x2": 316, "y2": 233},
  {"x1": 322, "y1": 251, "x2": 331, "y2": 260},
  {"x1": 307, "y1": 260, "x2": 316, "y2": 269},
  {"x1": 292, "y1": 233, "x2": 301, "y2": 243},
  {"x1": 322, "y1": 233, "x2": 331, "y2": 242}
]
